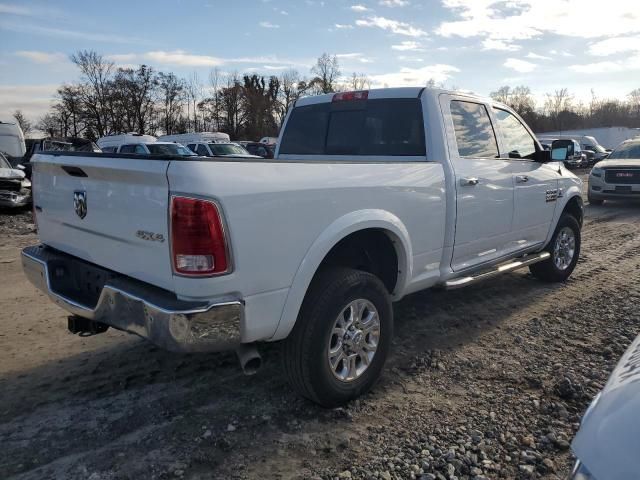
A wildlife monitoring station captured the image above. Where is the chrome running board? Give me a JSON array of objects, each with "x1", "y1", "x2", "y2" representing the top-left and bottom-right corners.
[{"x1": 443, "y1": 251, "x2": 551, "y2": 290}]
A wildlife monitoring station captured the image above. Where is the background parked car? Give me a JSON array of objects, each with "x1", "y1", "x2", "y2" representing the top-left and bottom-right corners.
[
  {"x1": 587, "y1": 138, "x2": 640, "y2": 205},
  {"x1": 159, "y1": 132, "x2": 230, "y2": 144},
  {"x1": 185, "y1": 142, "x2": 259, "y2": 158},
  {"x1": 0, "y1": 151, "x2": 31, "y2": 208},
  {"x1": 244, "y1": 142, "x2": 275, "y2": 159},
  {"x1": 96, "y1": 133, "x2": 157, "y2": 152},
  {"x1": 117, "y1": 142, "x2": 195, "y2": 156},
  {"x1": 17, "y1": 137, "x2": 101, "y2": 179}
]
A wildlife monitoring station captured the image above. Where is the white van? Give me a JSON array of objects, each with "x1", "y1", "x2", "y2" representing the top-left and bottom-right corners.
[
  {"x1": 259, "y1": 136, "x2": 278, "y2": 145},
  {"x1": 0, "y1": 121, "x2": 26, "y2": 158},
  {"x1": 158, "y1": 132, "x2": 230, "y2": 144},
  {"x1": 96, "y1": 133, "x2": 157, "y2": 152}
]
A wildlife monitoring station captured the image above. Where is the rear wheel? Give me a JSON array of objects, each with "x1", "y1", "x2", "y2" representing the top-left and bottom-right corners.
[
  {"x1": 529, "y1": 213, "x2": 581, "y2": 282},
  {"x1": 282, "y1": 267, "x2": 393, "y2": 407}
]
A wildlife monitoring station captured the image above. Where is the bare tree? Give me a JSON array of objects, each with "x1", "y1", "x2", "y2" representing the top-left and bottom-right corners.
[
  {"x1": 629, "y1": 88, "x2": 640, "y2": 118},
  {"x1": 276, "y1": 70, "x2": 301, "y2": 126},
  {"x1": 544, "y1": 88, "x2": 573, "y2": 130},
  {"x1": 157, "y1": 72, "x2": 186, "y2": 135},
  {"x1": 186, "y1": 72, "x2": 203, "y2": 132},
  {"x1": 490, "y1": 86, "x2": 511, "y2": 104},
  {"x1": 12, "y1": 110, "x2": 32, "y2": 135},
  {"x1": 310, "y1": 53, "x2": 341, "y2": 94},
  {"x1": 70, "y1": 50, "x2": 116, "y2": 136},
  {"x1": 350, "y1": 72, "x2": 371, "y2": 91}
]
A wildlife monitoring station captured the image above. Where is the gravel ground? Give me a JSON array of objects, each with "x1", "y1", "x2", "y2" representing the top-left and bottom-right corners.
[{"x1": 1, "y1": 172, "x2": 639, "y2": 480}]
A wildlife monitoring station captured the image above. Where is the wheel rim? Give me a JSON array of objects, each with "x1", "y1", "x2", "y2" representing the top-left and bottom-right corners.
[
  {"x1": 327, "y1": 299, "x2": 381, "y2": 383},
  {"x1": 553, "y1": 226, "x2": 576, "y2": 271}
]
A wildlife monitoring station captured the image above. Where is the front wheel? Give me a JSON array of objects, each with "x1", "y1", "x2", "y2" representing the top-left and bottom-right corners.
[
  {"x1": 529, "y1": 213, "x2": 581, "y2": 282},
  {"x1": 282, "y1": 267, "x2": 393, "y2": 407}
]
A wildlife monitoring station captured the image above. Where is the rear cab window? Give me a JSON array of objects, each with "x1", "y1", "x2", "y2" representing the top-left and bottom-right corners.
[{"x1": 279, "y1": 97, "x2": 426, "y2": 159}]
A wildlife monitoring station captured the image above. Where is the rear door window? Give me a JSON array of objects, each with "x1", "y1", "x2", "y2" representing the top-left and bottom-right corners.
[
  {"x1": 450, "y1": 101, "x2": 499, "y2": 158},
  {"x1": 279, "y1": 98, "x2": 426, "y2": 158}
]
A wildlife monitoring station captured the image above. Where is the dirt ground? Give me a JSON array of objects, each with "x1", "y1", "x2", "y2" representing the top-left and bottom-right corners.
[{"x1": 1, "y1": 172, "x2": 640, "y2": 480}]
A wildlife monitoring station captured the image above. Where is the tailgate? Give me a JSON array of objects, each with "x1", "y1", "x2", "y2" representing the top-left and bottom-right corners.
[{"x1": 32, "y1": 153, "x2": 174, "y2": 292}]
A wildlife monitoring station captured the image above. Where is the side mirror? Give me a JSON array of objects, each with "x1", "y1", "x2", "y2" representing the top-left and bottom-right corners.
[{"x1": 535, "y1": 149, "x2": 551, "y2": 163}]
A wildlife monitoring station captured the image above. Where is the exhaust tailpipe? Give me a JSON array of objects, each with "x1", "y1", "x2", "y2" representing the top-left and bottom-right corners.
[{"x1": 236, "y1": 344, "x2": 262, "y2": 376}]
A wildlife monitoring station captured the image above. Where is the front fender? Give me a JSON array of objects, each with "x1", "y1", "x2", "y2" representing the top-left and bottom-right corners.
[
  {"x1": 544, "y1": 184, "x2": 583, "y2": 246},
  {"x1": 270, "y1": 209, "x2": 412, "y2": 341}
]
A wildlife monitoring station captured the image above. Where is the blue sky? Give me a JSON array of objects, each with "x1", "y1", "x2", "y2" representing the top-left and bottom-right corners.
[{"x1": 1, "y1": 0, "x2": 639, "y2": 121}]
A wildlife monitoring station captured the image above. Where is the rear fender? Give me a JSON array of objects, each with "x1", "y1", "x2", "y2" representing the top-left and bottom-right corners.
[{"x1": 271, "y1": 209, "x2": 412, "y2": 341}]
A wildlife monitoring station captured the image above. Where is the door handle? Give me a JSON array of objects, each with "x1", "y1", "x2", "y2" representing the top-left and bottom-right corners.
[
  {"x1": 515, "y1": 175, "x2": 529, "y2": 183},
  {"x1": 460, "y1": 177, "x2": 479, "y2": 186}
]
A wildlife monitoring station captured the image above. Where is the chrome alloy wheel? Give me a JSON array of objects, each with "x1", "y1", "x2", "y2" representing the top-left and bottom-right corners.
[
  {"x1": 553, "y1": 226, "x2": 576, "y2": 271},
  {"x1": 328, "y1": 299, "x2": 381, "y2": 382}
]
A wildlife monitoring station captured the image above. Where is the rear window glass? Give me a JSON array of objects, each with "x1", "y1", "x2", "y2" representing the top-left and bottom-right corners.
[{"x1": 279, "y1": 98, "x2": 426, "y2": 158}]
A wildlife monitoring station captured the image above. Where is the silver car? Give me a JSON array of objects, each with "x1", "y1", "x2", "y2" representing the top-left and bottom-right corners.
[
  {"x1": 587, "y1": 139, "x2": 640, "y2": 205},
  {"x1": 571, "y1": 333, "x2": 640, "y2": 479}
]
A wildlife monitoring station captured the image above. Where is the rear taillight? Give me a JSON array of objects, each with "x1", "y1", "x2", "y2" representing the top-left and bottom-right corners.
[
  {"x1": 332, "y1": 90, "x2": 368, "y2": 102},
  {"x1": 170, "y1": 196, "x2": 230, "y2": 276}
]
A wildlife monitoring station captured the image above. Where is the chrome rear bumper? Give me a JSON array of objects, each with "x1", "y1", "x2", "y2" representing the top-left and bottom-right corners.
[{"x1": 21, "y1": 245, "x2": 243, "y2": 353}]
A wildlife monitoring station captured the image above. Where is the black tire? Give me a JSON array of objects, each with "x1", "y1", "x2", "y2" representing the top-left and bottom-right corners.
[
  {"x1": 529, "y1": 213, "x2": 581, "y2": 282},
  {"x1": 282, "y1": 267, "x2": 393, "y2": 408},
  {"x1": 588, "y1": 194, "x2": 604, "y2": 206}
]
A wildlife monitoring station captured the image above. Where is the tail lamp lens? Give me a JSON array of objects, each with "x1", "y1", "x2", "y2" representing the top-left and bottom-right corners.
[{"x1": 171, "y1": 196, "x2": 229, "y2": 275}]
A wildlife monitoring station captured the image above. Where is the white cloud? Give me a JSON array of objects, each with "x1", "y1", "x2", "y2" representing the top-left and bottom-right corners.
[
  {"x1": 0, "y1": 21, "x2": 143, "y2": 44},
  {"x1": 259, "y1": 21, "x2": 280, "y2": 28},
  {"x1": 504, "y1": 58, "x2": 537, "y2": 73},
  {"x1": 481, "y1": 38, "x2": 520, "y2": 51},
  {"x1": 391, "y1": 41, "x2": 423, "y2": 51},
  {"x1": 335, "y1": 23, "x2": 354, "y2": 29},
  {"x1": 105, "y1": 51, "x2": 311, "y2": 69},
  {"x1": 0, "y1": 84, "x2": 58, "y2": 122},
  {"x1": 437, "y1": 0, "x2": 640, "y2": 46},
  {"x1": 0, "y1": 3, "x2": 31, "y2": 15},
  {"x1": 350, "y1": 4, "x2": 369, "y2": 12},
  {"x1": 588, "y1": 35, "x2": 640, "y2": 56},
  {"x1": 526, "y1": 52, "x2": 551, "y2": 60},
  {"x1": 15, "y1": 51, "x2": 67, "y2": 64},
  {"x1": 570, "y1": 55, "x2": 640, "y2": 73},
  {"x1": 379, "y1": 0, "x2": 409, "y2": 6},
  {"x1": 356, "y1": 16, "x2": 427, "y2": 37},
  {"x1": 336, "y1": 52, "x2": 374, "y2": 64},
  {"x1": 369, "y1": 64, "x2": 459, "y2": 87},
  {"x1": 145, "y1": 50, "x2": 223, "y2": 67}
]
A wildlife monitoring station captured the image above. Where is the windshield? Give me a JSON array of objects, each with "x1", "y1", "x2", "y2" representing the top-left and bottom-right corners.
[
  {"x1": 209, "y1": 144, "x2": 249, "y2": 156},
  {"x1": 0, "y1": 153, "x2": 10, "y2": 169},
  {"x1": 607, "y1": 142, "x2": 640, "y2": 160},
  {"x1": 146, "y1": 144, "x2": 194, "y2": 156},
  {"x1": 591, "y1": 144, "x2": 606, "y2": 153}
]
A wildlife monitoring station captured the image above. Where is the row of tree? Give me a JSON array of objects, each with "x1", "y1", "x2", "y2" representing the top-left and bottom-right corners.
[
  {"x1": 11, "y1": 49, "x2": 640, "y2": 140},
  {"x1": 17, "y1": 51, "x2": 363, "y2": 141},
  {"x1": 489, "y1": 85, "x2": 640, "y2": 132}
]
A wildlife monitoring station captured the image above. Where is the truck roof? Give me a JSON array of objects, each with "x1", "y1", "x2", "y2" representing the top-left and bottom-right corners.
[{"x1": 295, "y1": 87, "x2": 493, "y2": 108}]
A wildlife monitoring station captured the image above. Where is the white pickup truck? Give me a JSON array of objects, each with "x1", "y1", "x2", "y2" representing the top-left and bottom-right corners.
[{"x1": 22, "y1": 87, "x2": 583, "y2": 407}]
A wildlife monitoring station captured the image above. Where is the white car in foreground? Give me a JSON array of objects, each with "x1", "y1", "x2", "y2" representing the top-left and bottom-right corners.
[
  {"x1": 23, "y1": 87, "x2": 583, "y2": 406},
  {"x1": 571, "y1": 333, "x2": 640, "y2": 479}
]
